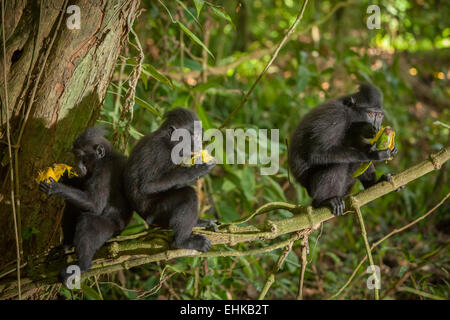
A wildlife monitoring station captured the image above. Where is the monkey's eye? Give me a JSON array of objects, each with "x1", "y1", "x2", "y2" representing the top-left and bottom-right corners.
[
  {"x1": 377, "y1": 113, "x2": 383, "y2": 118},
  {"x1": 368, "y1": 112, "x2": 375, "y2": 117}
]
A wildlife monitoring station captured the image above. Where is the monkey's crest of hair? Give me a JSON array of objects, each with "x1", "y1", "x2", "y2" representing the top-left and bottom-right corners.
[
  {"x1": 355, "y1": 82, "x2": 383, "y2": 108},
  {"x1": 74, "y1": 126, "x2": 112, "y2": 151},
  {"x1": 162, "y1": 107, "x2": 199, "y2": 128}
]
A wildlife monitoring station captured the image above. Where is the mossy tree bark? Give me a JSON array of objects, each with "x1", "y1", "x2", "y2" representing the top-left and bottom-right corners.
[{"x1": 0, "y1": 0, "x2": 140, "y2": 268}]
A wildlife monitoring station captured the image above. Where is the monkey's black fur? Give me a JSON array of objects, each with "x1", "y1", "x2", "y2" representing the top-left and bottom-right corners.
[
  {"x1": 289, "y1": 83, "x2": 398, "y2": 216},
  {"x1": 39, "y1": 127, "x2": 132, "y2": 284},
  {"x1": 124, "y1": 108, "x2": 216, "y2": 252}
]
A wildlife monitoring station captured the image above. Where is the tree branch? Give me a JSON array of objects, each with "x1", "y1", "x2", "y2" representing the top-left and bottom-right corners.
[
  {"x1": 0, "y1": 145, "x2": 448, "y2": 299},
  {"x1": 219, "y1": 0, "x2": 309, "y2": 129}
]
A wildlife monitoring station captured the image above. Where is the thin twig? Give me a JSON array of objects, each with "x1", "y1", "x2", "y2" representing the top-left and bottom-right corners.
[
  {"x1": 1, "y1": 147, "x2": 449, "y2": 299},
  {"x1": 297, "y1": 236, "x2": 309, "y2": 300},
  {"x1": 17, "y1": 0, "x2": 69, "y2": 145},
  {"x1": 113, "y1": 5, "x2": 143, "y2": 150},
  {"x1": 1, "y1": 0, "x2": 21, "y2": 300},
  {"x1": 219, "y1": 0, "x2": 309, "y2": 129},
  {"x1": 113, "y1": 55, "x2": 127, "y2": 130},
  {"x1": 258, "y1": 232, "x2": 303, "y2": 300},
  {"x1": 351, "y1": 198, "x2": 379, "y2": 300},
  {"x1": 94, "y1": 276, "x2": 103, "y2": 300},
  {"x1": 12, "y1": 1, "x2": 69, "y2": 266},
  {"x1": 164, "y1": 0, "x2": 355, "y2": 83},
  {"x1": 328, "y1": 192, "x2": 450, "y2": 299}
]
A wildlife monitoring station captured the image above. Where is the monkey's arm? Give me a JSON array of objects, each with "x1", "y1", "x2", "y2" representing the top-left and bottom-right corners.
[
  {"x1": 308, "y1": 146, "x2": 370, "y2": 165},
  {"x1": 308, "y1": 145, "x2": 395, "y2": 165},
  {"x1": 358, "y1": 163, "x2": 404, "y2": 191},
  {"x1": 358, "y1": 163, "x2": 377, "y2": 188},
  {"x1": 40, "y1": 179, "x2": 95, "y2": 212},
  {"x1": 142, "y1": 163, "x2": 214, "y2": 195}
]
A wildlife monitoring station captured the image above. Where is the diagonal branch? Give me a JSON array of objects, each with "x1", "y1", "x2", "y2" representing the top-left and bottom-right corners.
[
  {"x1": 219, "y1": 0, "x2": 309, "y2": 129},
  {"x1": 328, "y1": 191, "x2": 450, "y2": 300},
  {"x1": 351, "y1": 198, "x2": 379, "y2": 300},
  {"x1": 0, "y1": 145, "x2": 449, "y2": 299}
]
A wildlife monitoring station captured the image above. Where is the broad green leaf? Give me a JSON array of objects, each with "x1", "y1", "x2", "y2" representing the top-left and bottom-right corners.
[
  {"x1": 176, "y1": 0, "x2": 200, "y2": 25},
  {"x1": 196, "y1": 104, "x2": 213, "y2": 130},
  {"x1": 177, "y1": 21, "x2": 214, "y2": 58},
  {"x1": 263, "y1": 175, "x2": 286, "y2": 201},
  {"x1": 192, "y1": 0, "x2": 204, "y2": 17},
  {"x1": 81, "y1": 283, "x2": 103, "y2": 300},
  {"x1": 208, "y1": 5, "x2": 234, "y2": 28},
  {"x1": 135, "y1": 96, "x2": 163, "y2": 117},
  {"x1": 120, "y1": 223, "x2": 147, "y2": 236},
  {"x1": 107, "y1": 86, "x2": 162, "y2": 118},
  {"x1": 142, "y1": 64, "x2": 174, "y2": 88}
]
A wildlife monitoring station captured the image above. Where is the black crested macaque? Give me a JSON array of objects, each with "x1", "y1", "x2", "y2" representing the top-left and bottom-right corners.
[
  {"x1": 124, "y1": 108, "x2": 216, "y2": 252},
  {"x1": 288, "y1": 83, "x2": 398, "y2": 216},
  {"x1": 39, "y1": 127, "x2": 132, "y2": 284}
]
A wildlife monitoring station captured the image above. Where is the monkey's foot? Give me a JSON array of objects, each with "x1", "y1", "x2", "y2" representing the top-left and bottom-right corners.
[
  {"x1": 173, "y1": 234, "x2": 212, "y2": 252},
  {"x1": 325, "y1": 197, "x2": 346, "y2": 216},
  {"x1": 378, "y1": 173, "x2": 405, "y2": 192}
]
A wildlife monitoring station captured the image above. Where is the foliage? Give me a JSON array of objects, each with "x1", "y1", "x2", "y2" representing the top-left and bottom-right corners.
[{"x1": 69, "y1": 0, "x2": 449, "y2": 300}]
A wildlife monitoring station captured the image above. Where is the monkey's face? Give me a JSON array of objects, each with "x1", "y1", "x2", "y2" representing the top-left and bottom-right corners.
[
  {"x1": 354, "y1": 108, "x2": 383, "y2": 131},
  {"x1": 364, "y1": 109, "x2": 384, "y2": 131},
  {"x1": 168, "y1": 122, "x2": 203, "y2": 156},
  {"x1": 72, "y1": 144, "x2": 106, "y2": 178}
]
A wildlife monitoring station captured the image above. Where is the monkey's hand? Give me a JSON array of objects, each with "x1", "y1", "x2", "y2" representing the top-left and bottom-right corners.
[
  {"x1": 39, "y1": 177, "x2": 62, "y2": 195},
  {"x1": 378, "y1": 173, "x2": 405, "y2": 192},
  {"x1": 194, "y1": 158, "x2": 216, "y2": 175},
  {"x1": 367, "y1": 145, "x2": 397, "y2": 161},
  {"x1": 389, "y1": 144, "x2": 398, "y2": 158}
]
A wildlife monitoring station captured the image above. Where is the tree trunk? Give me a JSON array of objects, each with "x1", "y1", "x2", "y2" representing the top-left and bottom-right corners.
[{"x1": 0, "y1": 0, "x2": 140, "y2": 269}]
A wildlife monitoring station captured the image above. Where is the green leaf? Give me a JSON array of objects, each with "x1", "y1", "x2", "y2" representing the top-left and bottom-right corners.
[
  {"x1": 108, "y1": 85, "x2": 162, "y2": 118},
  {"x1": 142, "y1": 64, "x2": 174, "y2": 88},
  {"x1": 120, "y1": 223, "x2": 147, "y2": 236},
  {"x1": 158, "y1": 0, "x2": 175, "y2": 23},
  {"x1": 196, "y1": 104, "x2": 213, "y2": 130},
  {"x1": 176, "y1": 0, "x2": 200, "y2": 25},
  {"x1": 135, "y1": 96, "x2": 163, "y2": 118},
  {"x1": 296, "y1": 65, "x2": 310, "y2": 93},
  {"x1": 208, "y1": 5, "x2": 234, "y2": 28},
  {"x1": 263, "y1": 175, "x2": 286, "y2": 201},
  {"x1": 23, "y1": 227, "x2": 40, "y2": 240},
  {"x1": 81, "y1": 283, "x2": 103, "y2": 300},
  {"x1": 352, "y1": 161, "x2": 372, "y2": 178},
  {"x1": 177, "y1": 21, "x2": 214, "y2": 59},
  {"x1": 192, "y1": 0, "x2": 204, "y2": 17}
]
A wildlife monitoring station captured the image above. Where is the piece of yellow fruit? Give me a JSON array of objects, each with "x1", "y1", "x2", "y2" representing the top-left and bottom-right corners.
[
  {"x1": 181, "y1": 149, "x2": 214, "y2": 167},
  {"x1": 36, "y1": 164, "x2": 78, "y2": 184},
  {"x1": 352, "y1": 126, "x2": 396, "y2": 178}
]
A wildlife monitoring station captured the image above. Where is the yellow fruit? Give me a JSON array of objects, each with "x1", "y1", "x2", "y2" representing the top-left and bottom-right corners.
[
  {"x1": 182, "y1": 149, "x2": 214, "y2": 167},
  {"x1": 352, "y1": 126, "x2": 396, "y2": 178},
  {"x1": 36, "y1": 164, "x2": 78, "y2": 184},
  {"x1": 373, "y1": 126, "x2": 395, "y2": 151},
  {"x1": 199, "y1": 149, "x2": 214, "y2": 163}
]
